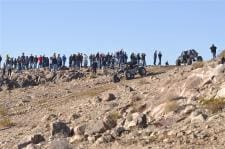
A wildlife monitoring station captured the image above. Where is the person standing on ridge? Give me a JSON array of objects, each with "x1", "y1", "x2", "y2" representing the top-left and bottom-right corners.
[
  {"x1": 153, "y1": 50, "x2": 157, "y2": 65},
  {"x1": 0, "y1": 55, "x2": 2, "y2": 69},
  {"x1": 158, "y1": 51, "x2": 162, "y2": 65},
  {"x1": 210, "y1": 44, "x2": 217, "y2": 59}
]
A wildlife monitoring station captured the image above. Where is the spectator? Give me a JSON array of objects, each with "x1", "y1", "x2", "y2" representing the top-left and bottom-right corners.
[
  {"x1": 158, "y1": 51, "x2": 162, "y2": 65},
  {"x1": 62, "y1": 54, "x2": 66, "y2": 67},
  {"x1": 154, "y1": 50, "x2": 157, "y2": 65},
  {"x1": 38, "y1": 55, "x2": 43, "y2": 68},
  {"x1": 210, "y1": 44, "x2": 217, "y2": 59},
  {"x1": 0, "y1": 55, "x2": 2, "y2": 69},
  {"x1": 141, "y1": 53, "x2": 146, "y2": 66}
]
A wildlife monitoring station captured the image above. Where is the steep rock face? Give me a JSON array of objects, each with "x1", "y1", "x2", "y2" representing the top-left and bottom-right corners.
[{"x1": 0, "y1": 69, "x2": 85, "y2": 91}]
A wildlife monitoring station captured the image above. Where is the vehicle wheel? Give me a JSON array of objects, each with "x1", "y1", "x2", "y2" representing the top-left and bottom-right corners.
[
  {"x1": 187, "y1": 59, "x2": 192, "y2": 65},
  {"x1": 176, "y1": 59, "x2": 181, "y2": 66},
  {"x1": 138, "y1": 67, "x2": 146, "y2": 77},
  {"x1": 112, "y1": 74, "x2": 120, "y2": 83},
  {"x1": 125, "y1": 71, "x2": 134, "y2": 80},
  {"x1": 197, "y1": 56, "x2": 203, "y2": 62}
]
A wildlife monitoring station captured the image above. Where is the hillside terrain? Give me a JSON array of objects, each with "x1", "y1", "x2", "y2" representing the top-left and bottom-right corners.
[{"x1": 0, "y1": 59, "x2": 225, "y2": 149}]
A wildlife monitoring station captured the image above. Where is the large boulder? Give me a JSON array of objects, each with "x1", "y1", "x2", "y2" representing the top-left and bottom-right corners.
[
  {"x1": 216, "y1": 86, "x2": 225, "y2": 98},
  {"x1": 103, "y1": 114, "x2": 117, "y2": 129},
  {"x1": 74, "y1": 124, "x2": 86, "y2": 135},
  {"x1": 124, "y1": 112, "x2": 147, "y2": 129},
  {"x1": 102, "y1": 93, "x2": 116, "y2": 101},
  {"x1": 189, "y1": 111, "x2": 207, "y2": 123},
  {"x1": 17, "y1": 134, "x2": 45, "y2": 149},
  {"x1": 85, "y1": 120, "x2": 106, "y2": 135},
  {"x1": 45, "y1": 72, "x2": 56, "y2": 82},
  {"x1": 48, "y1": 139, "x2": 72, "y2": 149},
  {"x1": 51, "y1": 122, "x2": 71, "y2": 138}
]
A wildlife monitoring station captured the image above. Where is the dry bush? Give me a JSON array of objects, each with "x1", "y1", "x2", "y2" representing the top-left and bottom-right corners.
[
  {"x1": 108, "y1": 111, "x2": 122, "y2": 121},
  {"x1": 192, "y1": 62, "x2": 205, "y2": 69},
  {"x1": 200, "y1": 97, "x2": 225, "y2": 113},
  {"x1": 0, "y1": 118, "x2": 14, "y2": 128},
  {"x1": 81, "y1": 85, "x2": 115, "y2": 98},
  {"x1": 0, "y1": 105, "x2": 14, "y2": 128},
  {"x1": 138, "y1": 79, "x2": 150, "y2": 85},
  {"x1": 218, "y1": 50, "x2": 225, "y2": 58},
  {"x1": 163, "y1": 100, "x2": 178, "y2": 113},
  {"x1": 131, "y1": 95, "x2": 142, "y2": 102},
  {"x1": 0, "y1": 105, "x2": 7, "y2": 116}
]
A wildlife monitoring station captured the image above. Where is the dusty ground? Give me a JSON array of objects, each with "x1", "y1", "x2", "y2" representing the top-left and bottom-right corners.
[{"x1": 1, "y1": 63, "x2": 225, "y2": 149}]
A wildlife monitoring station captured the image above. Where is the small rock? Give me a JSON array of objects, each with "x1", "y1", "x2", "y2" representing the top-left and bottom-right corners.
[
  {"x1": 42, "y1": 114, "x2": 57, "y2": 122},
  {"x1": 74, "y1": 124, "x2": 86, "y2": 135},
  {"x1": 18, "y1": 134, "x2": 45, "y2": 149},
  {"x1": 190, "y1": 113, "x2": 207, "y2": 123},
  {"x1": 51, "y1": 121, "x2": 71, "y2": 138},
  {"x1": 69, "y1": 135, "x2": 85, "y2": 143},
  {"x1": 48, "y1": 139, "x2": 72, "y2": 149},
  {"x1": 87, "y1": 136, "x2": 96, "y2": 143},
  {"x1": 94, "y1": 96, "x2": 102, "y2": 103},
  {"x1": 103, "y1": 114, "x2": 117, "y2": 130},
  {"x1": 85, "y1": 120, "x2": 106, "y2": 135},
  {"x1": 124, "y1": 112, "x2": 147, "y2": 129},
  {"x1": 182, "y1": 105, "x2": 196, "y2": 115},
  {"x1": 103, "y1": 93, "x2": 116, "y2": 101},
  {"x1": 111, "y1": 127, "x2": 125, "y2": 137},
  {"x1": 70, "y1": 113, "x2": 80, "y2": 121}
]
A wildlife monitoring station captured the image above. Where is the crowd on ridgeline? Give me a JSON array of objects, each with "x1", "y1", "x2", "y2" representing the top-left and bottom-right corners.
[
  {"x1": 0, "y1": 44, "x2": 224, "y2": 77},
  {"x1": 0, "y1": 49, "x2": 147, "y2": 77}
]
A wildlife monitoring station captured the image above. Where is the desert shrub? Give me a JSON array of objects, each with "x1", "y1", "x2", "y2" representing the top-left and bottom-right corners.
[
  {"x1": 0, "y1": 118, "x2": 14, "y2": 128},
  {"x1": 163, "y1": 100, "x2": 178, "y2": 113},
  {"x1": 200, "y1": 97, "x2": 225, "y2": 113},
  {"x1": 0, "y1": 105, "x2": 14, "y2": 128},
  {"x1": 192, "y1": 62, "x2": 205, "y2": 69},
  {"x1": 131, "y1": 95, "x2": 142, "y2": 102},
  {"x1": 109, "y1": 111, "x2": 122, "y2": 121},
  {"x1": 0, "y1": 105, "x2": 7, "y2": 116},
  {"x1": 218, "y1": 50, "x2": 225, "y2": 58}
]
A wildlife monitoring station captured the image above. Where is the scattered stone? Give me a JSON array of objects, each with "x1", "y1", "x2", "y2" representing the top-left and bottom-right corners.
[
  {"x1": 85, "y1": 120, "x2": 106, "y2": 135},
  {"x1": 42, "y1": 114, "x2": 57, "y2": 122},
  {"x1": 17, "y1": 134, "x2": 45, "y2": 149},
  {"x1": 103, "y1": 114, "x2": 117, "y2": 130},
  {"x1": 103, "y1": 93, "x2": 116, "y2": 101},
  {"x1": 48, "y1": 139, "x2": 72, "y2": 149},
  {"x1": 51, "y1": 121, "x2": 71, "y2": 138},
  {"x1": 111, "y1": 127, "x2": 125, "y2": 137},
  {"x1": 190, "y1": 112, "x2": 207, "y2": 123},
  {"x1": 124, "y1": 113, "x2": 147, "y2": 129},
  {"x1": 70, "y1": 113, "x2": 80, "y2": 121},
  {"x1": 74, "y1": 124, "x2": 86, "y2": 135},
  {"x1": 69, "y1": 135, "x2": 85, "y2": 143},
  {"x1": 94, "y1": 96, "x2": 102, "y2": 103}
]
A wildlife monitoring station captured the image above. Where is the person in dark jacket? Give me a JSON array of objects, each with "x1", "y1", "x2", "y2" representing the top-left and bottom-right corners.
[
  {"x1": 0, "y1": 55, "x2": 2, "y2": 69},
  {"x1": 210, "y1": 44, "x2": 217, "y2": 59},
  {"x1": 153, "y1": 50, "x2": 157, "y2": 65},
  {"x1": 158, "y1": 51, "x2": 162, "y2": 65}
]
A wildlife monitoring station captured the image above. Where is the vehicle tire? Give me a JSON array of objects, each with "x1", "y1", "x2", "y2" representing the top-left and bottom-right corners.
[
  {"x1": 138, "y1": 67, "x2": 147, "y2": 77},
  {"x1": 176, "y1": 59, "x2": 181, "y2": 66},
  {"x1": 112, "y1": 74, "x2": 120, "y2": 83},
  {"x1": 125, "y1": 71, "x2": 134, "y2": 80},
  {"x1": 187, "y1": 58, "x2": 192, "y2": 65},
  {"x1": 197, "y1": 56, "x2": 203, "y2": 62}
]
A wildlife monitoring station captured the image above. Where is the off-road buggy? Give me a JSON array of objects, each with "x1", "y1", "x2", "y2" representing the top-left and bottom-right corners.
[
  {"x1": 176, "y1": 49, "x2": 203, "y2": 66},
  {"x1": 112, "y1": 62, "x2": 147, "y2": 83}
]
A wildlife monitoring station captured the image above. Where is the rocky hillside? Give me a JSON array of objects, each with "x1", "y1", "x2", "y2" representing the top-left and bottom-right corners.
[{"x1": 0, "y1": 59, "x2": 225, "y2": 149}]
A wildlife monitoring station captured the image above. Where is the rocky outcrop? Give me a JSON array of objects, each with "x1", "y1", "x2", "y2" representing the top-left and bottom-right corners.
[
  {"x1": 17, "y1": 134, "x2": 45, "y2": 149},
  {"x1": 0, "y1": 69, "x2": 85, "y2": 91},
  {"x1": 51, "y1": 122, "x2": 71, "y2": 138}
]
